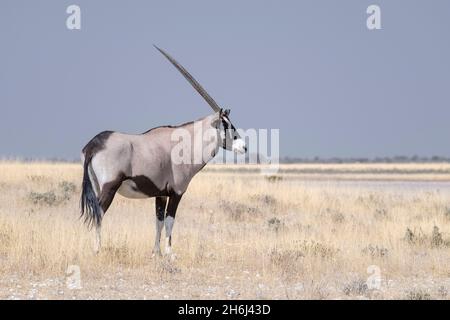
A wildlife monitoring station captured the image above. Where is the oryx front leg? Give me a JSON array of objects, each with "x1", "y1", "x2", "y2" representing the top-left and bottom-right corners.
[
  {"x1": 164, "y1": 194, "x2": 182, "y2": 257},
  {"x1": 153, "y1": 196, "x2": 167, "y2": 257}
]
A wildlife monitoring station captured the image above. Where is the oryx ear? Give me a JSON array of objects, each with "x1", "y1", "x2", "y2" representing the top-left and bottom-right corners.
[{"x1": 211, "y1": 115, "x2": 221, "y2": 128}]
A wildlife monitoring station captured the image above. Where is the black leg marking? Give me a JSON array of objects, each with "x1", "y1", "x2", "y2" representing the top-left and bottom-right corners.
[
  {"x1": 155, "y1": 196, "x2": 168, "y2": 221},
  {"x1": 98, "y1": 178, "x2": 124, "y2": 216},
  {"x1": 166, "y1": 194, "x2": 182, "y2": 218},
  {"x1": 153, "y1": 196, "x2": 168, "y2": 256}
]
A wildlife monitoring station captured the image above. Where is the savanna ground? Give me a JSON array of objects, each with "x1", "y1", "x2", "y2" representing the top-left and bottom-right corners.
[{"x1": 1, "y1": 162, "x2": 450, "y2": 300}]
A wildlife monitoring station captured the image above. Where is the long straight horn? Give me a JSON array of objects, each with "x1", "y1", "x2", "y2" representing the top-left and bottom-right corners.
[{"x1": 154, "y1": 45, "x2": 221, "y2": 113}]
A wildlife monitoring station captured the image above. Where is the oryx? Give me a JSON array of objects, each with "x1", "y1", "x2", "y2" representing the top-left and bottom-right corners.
[{"x1": 80, "y1": 46, "x2": 247, "y2": 256}]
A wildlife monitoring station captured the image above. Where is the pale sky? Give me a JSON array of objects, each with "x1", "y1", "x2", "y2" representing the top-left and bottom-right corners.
[{"x1": 1, "y1": 0, "x2": 449, "y2": 159}]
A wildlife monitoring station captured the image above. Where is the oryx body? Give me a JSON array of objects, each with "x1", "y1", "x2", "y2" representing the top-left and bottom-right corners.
[{"x1": 80, "y1": 47, "x2": 246, "y2": 256}]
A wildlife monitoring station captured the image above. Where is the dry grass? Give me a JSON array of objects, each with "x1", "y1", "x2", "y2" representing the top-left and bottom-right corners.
[{"x1": 1, "y1": 162, "x2": 450, "y2": 299}]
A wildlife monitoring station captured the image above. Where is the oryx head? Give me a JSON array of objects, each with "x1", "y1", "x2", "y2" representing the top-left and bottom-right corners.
[
  {"x1": 155, "y1": 45, "x2": 247, "y2": 154},
  {"x1": 218, "y1": 108, "x2": 246, "y2": 154}
]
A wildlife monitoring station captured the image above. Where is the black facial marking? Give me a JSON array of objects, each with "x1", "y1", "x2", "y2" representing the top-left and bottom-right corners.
[
  {"x1": 221, "y1": 117, "x2": 237, "y2": 149},
  {"x1": 222, "y1": 119, "x2": 229, "y2": 131},
  {"x1": 221, "y1": 119, "x2": 229, "y2": 148}
]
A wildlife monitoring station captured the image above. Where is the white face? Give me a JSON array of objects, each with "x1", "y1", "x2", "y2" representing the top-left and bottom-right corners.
[
  {"x1": 232, "y1": 138, "x2": 246, "y2": 154},
  {"x1": 221, "y1": 112, "x2": 247, "y2": 154}
]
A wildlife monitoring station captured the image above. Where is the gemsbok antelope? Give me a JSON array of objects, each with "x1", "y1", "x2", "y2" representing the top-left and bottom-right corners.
[{"x1": 80, "y1": 46, "x2": 247, "y2": 256}]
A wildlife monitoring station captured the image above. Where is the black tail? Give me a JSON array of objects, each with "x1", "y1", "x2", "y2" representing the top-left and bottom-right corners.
[{"x1": 80, "y1": 155, "x2": 102, "y2": 229}]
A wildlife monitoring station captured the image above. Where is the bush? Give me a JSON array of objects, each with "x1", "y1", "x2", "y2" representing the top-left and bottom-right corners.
[
  {"x1": 28, "y1": 191, "x2": 58, "y2": 206},
  {"x1": 331, "y1": 211, "x2": 345, "y2": 224},
  {"x1": 431, "y1": 226, "x2": 443, "y2": 247},
  {"x1": 404, "y1": 228, "x2": 426, "y2": 245},
  {"x1": 444, "y1": 207, "x2": 450, "y2": 220},
  {"x1": 404, "y1": 226, "x2": 449, "y2": 248},
  {"x1": 267, "y1": 217, "x2": 282, "y2": 232},
  {"x1": 269, "y1": 248, "x2": 304, "y2": 278},
  {"x1": 58, "y1": 181, "x2": 77, "y2": 201},
  {"x1": 251, "y1": 194, "x2": 277, "y2": 206},
  {"x1": 406, "y1": 289, "x2": 431, "y2": 300},
  {"x1": 219, "y1": 200, "x2": 258, "y2": 221},
  {"x1": 294, "y1": 240, "x2": 338, "y2": 259},
  {"x1": 343, "y1": 279, "x2": 368, "y2": 296},
  {"x1": 27, "y1": 180, "x2": 77, "y2": 206},
  {"x1": 264, "y1": 175, "x2": 283, "y2": 183},
  {"x1": 362, "y1": 244, "x2": 389, "y2": 258},
  {"x1": 374, "y1": 208, "x2": 389, "y2": 220}
]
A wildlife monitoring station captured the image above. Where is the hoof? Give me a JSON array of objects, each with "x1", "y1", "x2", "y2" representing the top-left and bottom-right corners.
[
  {"x1": 164, "y1": 251, "x2": 176, "y2": 261},
  {"x1": 152, "y1": 253, "x2": 162, "y2": 259},
  {"x1": 152, "y1": 249, "x2": 162, "y2": 258}
]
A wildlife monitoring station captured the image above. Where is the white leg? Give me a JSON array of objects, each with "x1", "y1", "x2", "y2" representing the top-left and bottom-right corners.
[
  {"x1": 164, "y1": 216, "x2": 174, "y2": 255},
  {"x1": 94, "y1": 224, "x2": 101, "y2": 254},
  {"x1": 153, "y1": 218, "x2": 164, "y2": 256},
  {"x1": 164, "y1": 195, "x2": 181, "y2": 259}
]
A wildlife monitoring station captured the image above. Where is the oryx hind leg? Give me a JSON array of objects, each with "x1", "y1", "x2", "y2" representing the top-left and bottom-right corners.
[
  {"x1": 89, "y1": 162, "x2": 124, "y2": 254},
  {"x1": 86, "y1": 164, "x2": 105, "y2": 254},
  {"x1": 152, "y1": 196, "x2": 168, "y2": 257}
]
